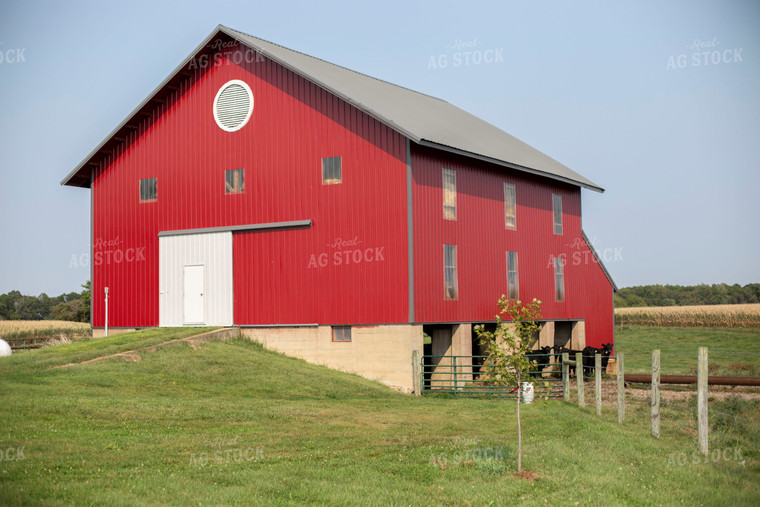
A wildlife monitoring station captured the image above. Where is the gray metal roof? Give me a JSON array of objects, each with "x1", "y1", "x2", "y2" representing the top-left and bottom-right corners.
[{"x1": 62, "y1": 25, "x2": 603, "y2": 192}]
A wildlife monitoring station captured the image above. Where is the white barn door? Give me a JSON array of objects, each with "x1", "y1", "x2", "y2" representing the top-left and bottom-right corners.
[
  {"x1": 159, "y1": 232, "x2": 233, "y2": 327},
  {"x1": 183, "y1": 265, "x2": 205, "y2": 325}
]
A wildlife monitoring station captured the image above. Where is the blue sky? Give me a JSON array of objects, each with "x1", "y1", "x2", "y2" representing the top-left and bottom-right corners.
[{"x1": 0, "y1": 0, "x2": 758, "y2": 296}]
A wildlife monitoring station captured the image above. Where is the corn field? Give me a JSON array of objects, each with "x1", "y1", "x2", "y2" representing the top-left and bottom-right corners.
[
  {"x1": 0, "y1": 320, "x2": 91, "y2": 341},
  {"x1": 615, "y1": 303, "x2": 760, "y2": 328}
]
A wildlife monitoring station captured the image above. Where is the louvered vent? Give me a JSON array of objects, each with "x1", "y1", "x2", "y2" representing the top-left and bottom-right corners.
[{"x1": 213, "y1": 80, "x2": 253, "y2": 132}]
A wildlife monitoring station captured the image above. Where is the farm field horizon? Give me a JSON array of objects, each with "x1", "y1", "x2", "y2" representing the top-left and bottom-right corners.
[
  {"x1": 614, "y1": 303, "x2": 760, "y2": 328},
  {"x1": 1, "y1": 326, "x2": 758, "y2": 505},
  {"x1": 1, "y1": 301, "x2": 757, "y2": 335}
]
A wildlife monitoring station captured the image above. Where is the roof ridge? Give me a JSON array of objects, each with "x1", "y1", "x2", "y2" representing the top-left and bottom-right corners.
[{"x1": 222, "y1": 25, "x2": 449, "y2": 104}]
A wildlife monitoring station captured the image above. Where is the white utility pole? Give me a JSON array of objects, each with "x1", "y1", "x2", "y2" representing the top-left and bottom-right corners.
[{"x1": 104, "y1": 287, "x2": 109, "y2": 337}]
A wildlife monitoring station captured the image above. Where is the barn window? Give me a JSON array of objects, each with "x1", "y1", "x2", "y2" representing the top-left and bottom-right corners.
[
  {"x1": 444, "y1": 244, "x2": 458, "y2": 300},
  {"x1": 213, "y1": 80, "x2": 254, "y2": 132},
  {"x1": 139, "y1": 178, "x2": 157, "y2": 202},
  {"x1": 442, "y1": 168, "x2": 456, "y2": 220},
  {"x1": 507, "y1": 251, "x2": 519, "y2": 300},
  {"x1": 322, "y1": 157, "x2": 342, "y2": 184},
  {"x1": 554, "y1": 256, "x2": 565, "y2": 302},
  {"x1": 332, "y1": 326, "x2": 352, "y2": 342},
  {"x1": 225, "y1": 168, "x2": 245, "y2": 193},
  {"x1": 504, "y1": 183, "x2": 516, "y2": 229},
  {"x1": 552, "y1": 194, "x2": 563, "y2": 235}
]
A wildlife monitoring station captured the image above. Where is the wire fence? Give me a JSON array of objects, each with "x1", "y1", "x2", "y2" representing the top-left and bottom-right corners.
[
  {"x1": 578, "y1": 348, "x2": 760, "y2": 462},
  {"x1": 416, "y1": 347, "x2": 760, "y2": 461}
]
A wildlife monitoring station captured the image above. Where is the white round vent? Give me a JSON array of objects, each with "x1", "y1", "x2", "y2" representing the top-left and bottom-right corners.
[{"x1": 213, "y1": 80, "x2": 253, "y2": 132}]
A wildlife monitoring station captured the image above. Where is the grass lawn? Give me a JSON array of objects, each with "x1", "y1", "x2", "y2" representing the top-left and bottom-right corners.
[
  {"x1": 1, "y1": 328, "x2": 758, "y2": 505},
  {"x1": 614, "y1": 326, "x2": 760, "y2": 375}
]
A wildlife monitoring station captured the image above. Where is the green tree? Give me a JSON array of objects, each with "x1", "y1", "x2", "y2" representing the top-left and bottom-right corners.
[
  {"x1": 79, "y1": 281, "x2": 91, "y2": 323},
  {"x1": 474, "y1": 296, "x2": 542, "y2": 474},
  {"x1": 51, "y1": 299, "x2": 83, "y2": 321}
]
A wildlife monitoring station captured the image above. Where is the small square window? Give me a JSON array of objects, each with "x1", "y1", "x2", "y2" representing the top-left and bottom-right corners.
[
  {"x1": 504, "y1": 183, "x2": 516, "y2": 229},
  {"x1": 225, "y1": 168, "x2": 245, "y2": 194},
  {"x1": 443, "y1": 168, "x2": 456, "y2": 220},
  {"x1": 140, "y1": 178, "x2": 157, "y2": 202},
  {"x1": 322, "y1": 157, "x2": 342, "y2": 184},
  {"x1": 444, "y1": 244, "x2": 458, "y2": 300},
  {"x1": 332, "y1": 326, "x2": 352, "y2": 342},
  {"x1": 552, "y1": 194, "x2": 563, "y2": 235}
]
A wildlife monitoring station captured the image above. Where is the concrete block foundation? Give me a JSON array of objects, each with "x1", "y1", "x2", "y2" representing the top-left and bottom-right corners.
[{"x1": 241, "y1": 325, "x2": 424, "y2": 393}]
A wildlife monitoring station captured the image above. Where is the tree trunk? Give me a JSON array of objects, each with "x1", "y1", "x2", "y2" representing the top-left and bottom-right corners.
[{"x1": 516, "y1": 371, "x2": 522, "y2": 473}]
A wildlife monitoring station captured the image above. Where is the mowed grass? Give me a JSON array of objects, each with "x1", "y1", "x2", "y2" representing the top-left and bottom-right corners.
[
  {"x1": 615, "y1": 326, "x2": 760, "y2": 375},
  {"x1": 1, "y1": 329, "x2": 758, "y2": 505}
]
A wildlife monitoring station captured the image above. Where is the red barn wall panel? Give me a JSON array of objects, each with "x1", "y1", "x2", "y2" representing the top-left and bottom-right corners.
[
  {"x1": 90, "y1": 40, "x2": 612, "y2": 340},
  {"x1": 411, "y1": 145, "x2": 613, "y2": 346},
  {"x1": 92, "y1": 45, "x2": 408, "y2": 327}
]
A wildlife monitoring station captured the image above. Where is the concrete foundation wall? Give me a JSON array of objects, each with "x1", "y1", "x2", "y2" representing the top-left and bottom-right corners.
[
  {"x1": 571, "y1": 321, "x2": 586, "y2": 349},
  {"x1": 429, "y1": 324, "x2": 473, "y2": 387},
  {"x1": 538, "y1": 322, "x2": 554, "y2": 348},
  {"x1": 241, "y1": 325, "x2": 424, "y2": 393}
]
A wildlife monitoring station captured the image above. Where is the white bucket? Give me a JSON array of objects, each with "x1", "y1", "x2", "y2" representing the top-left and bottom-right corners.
[
  {"x1": 0, "y1": 339, "x2": 12, "y2": 357},
  {"x1": 521, "y1": 382, "x2": 534, "y2": 404}
]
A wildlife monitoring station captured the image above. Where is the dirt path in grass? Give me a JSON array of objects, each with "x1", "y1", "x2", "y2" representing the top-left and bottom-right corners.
[{"x1": 50, "y1": 328, "x2": 239, "y2": 370}]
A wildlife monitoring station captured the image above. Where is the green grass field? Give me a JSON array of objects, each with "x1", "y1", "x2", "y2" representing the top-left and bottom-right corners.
[
  {"x1": 1, "y1": 328, "x2": 758, "y2": 505},
  {"x1": 615, "y1": 326, "x2": 760, "y2": 375}
]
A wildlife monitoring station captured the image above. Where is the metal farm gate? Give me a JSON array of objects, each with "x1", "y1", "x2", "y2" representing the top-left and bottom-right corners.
[{"x1": 421, "y1": 353, "x2": 564, "y2": 398}]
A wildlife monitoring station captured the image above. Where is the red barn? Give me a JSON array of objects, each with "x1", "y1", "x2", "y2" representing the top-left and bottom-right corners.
[{"x1": 62, "y1": 25, "x2": 616, "y2": 392}]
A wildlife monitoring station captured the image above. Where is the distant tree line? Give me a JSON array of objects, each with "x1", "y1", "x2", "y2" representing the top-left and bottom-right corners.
[
  {"x1": 1, "y1": 281, "x2": 757, "y2": 318},
  {"x1": 0, "y1": 281, "x2": 91, "y2": 322},
  {"x1": 614, "y1": 283, "x2": 760, "y2": 308}
]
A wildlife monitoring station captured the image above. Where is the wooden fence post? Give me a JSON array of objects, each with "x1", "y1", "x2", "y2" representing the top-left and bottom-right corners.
[
  {"x1": 412, "y1": 350, "x2": 421, "y2": 396},
  {"x1": 576, "y1": 352, "x2": 584, "y2": 407},
  {"x1": 698, "y1": 347, "x2": 708, "y2": 455},
  {"x1": 651, "y1": 349, "x2": 660, "y2": 438},
  {"x1": 562, "y1": 352, "x2": 569, "y2": 402},
  {"x1": 595, "y1": 353, "x2": 602, "y2": 416},
  {"x1": 617, "y1": 353, "x2": 625, "y2": 423}
]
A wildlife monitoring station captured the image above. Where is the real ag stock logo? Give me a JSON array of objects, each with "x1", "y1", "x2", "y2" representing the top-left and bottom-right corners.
[
  {"x1": 0, "y1": 42, "x2": 26, "y2": 64},
  {"x1": 0, "y1": 445, "x2": 26, "y2": 462},
  {"x1": 666, "y1": 38, "x2": 743, "y2": 70},
  {"x1": 427, "y1": 38, "x2": 504, "y2": 70}
]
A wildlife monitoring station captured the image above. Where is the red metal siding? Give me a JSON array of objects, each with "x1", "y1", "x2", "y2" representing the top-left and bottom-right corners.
[
  {"x1": 90, "y1": 40, "x2": 612, "y2": 341},
  {"x1": 92, "y1": 45, "x2": 408, "y2": 327},
  {"x1": 411, "y1": 145, "x2": 614, "y2": 346}
]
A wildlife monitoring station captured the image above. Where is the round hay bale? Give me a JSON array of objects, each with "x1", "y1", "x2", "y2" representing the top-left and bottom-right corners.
[{"x1": 0, "y1": 339, "x2": 12, "y2": 357}]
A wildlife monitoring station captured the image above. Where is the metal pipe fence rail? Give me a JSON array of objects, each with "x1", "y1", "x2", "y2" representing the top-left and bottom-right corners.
[
  {"x1": 4, "y1": 336, "x2": 48, "y2": 351},
  {"x1": 420, "y1": 354, "x2": 564, "y2": 398}
]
